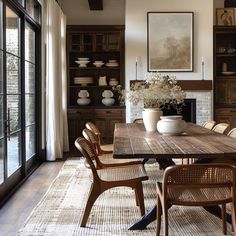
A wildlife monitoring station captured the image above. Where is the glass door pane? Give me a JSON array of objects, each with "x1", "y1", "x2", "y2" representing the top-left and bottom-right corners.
[
  {"x1": 6, "y1": 6, "x2": 22, "y2": 176},
  {"x1": 25, "y1": 22, "x2": 35, "y2": 160}
]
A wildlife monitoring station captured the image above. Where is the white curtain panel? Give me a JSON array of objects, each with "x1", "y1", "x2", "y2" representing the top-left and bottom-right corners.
[{"x1": 46, "y1": 0, "x2": 69, "y2": 161}]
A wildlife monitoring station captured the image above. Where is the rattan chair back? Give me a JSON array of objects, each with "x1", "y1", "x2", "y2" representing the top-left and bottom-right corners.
[
  {"x1": 202, "y1": 120, "x2": 216, "y2": 130},
  {"x1": 133, "y1": 118, "x2": 144, "y2": 124},
  {"x1": 74, "y1": 137, "x2": 100, "y2": 179},
  {"x1": 228, "y1": 127, "x2": 236, "y2": 139},
  {"x1": 212, "y1": 123, "x2": 229, "y2": 134}
]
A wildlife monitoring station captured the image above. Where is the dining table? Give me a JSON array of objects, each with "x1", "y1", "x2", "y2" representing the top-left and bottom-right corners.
[{"x1": 113, "y1": 122, "x2": 236, "y2": 230}]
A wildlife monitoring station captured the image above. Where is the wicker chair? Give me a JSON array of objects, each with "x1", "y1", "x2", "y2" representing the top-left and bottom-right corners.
[
  {"x1": 202, "y1": 120, "x2": 216, "y2": 130},
  {"x1": 133, "y1": 118, "x2": 144, "y2": 124},
  {"x1": 85, "y1": 122, "x2": 113, "y2": 154},
  {"x1": 82, "y1": 128, "x2": 142, "y2": 168},
  {"x1": 228, "y1": 127, "x2": 236, "y2": 138},
  {"x1": 212, "y1": 123, "x2": 229, "y2": 134},
  {"x1": 156, "y1": 164, "x2": 236, "y2": 236},
  {"x1": 75, "y1": 137, "x2": 148, "y2": 227}
]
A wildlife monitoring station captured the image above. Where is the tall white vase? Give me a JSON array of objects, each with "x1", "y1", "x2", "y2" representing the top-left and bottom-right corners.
[{"x1": 142, "y1": 108, "x2": 163, "y2": 132}]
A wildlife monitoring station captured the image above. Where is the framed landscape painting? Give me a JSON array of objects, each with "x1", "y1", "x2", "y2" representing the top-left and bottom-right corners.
[{"x1": 147, "y1": 12, "x2": 194, "y2": 72}]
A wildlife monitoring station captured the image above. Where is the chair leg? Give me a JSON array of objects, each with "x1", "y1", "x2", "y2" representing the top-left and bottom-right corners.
[
  {"x1": 221, "y1": 203, "x2": 227, "y2": 235},
  {"x1": 80, "y1": 183, "x2": 100, "y2": 227},
  {"x1": 134, "y1": 188, "x2": 140, "y2": 206},
  {"x1": 156, "y1": 195, "x2": 162, "y2": 236},
  {"x1": 163, "y1": 200, "x2": 169, "y2": 236},
  {"x1": 231, "y1": 201, "x2": 236, "y2": 235},
  {"x1": 134, "y1": 182, "x2": 145, "y2": 216}
]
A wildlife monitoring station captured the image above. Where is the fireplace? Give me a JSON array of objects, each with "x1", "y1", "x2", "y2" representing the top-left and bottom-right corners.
[{"x1": 163, "y1": 99, "x2": 196, "y2": 123}]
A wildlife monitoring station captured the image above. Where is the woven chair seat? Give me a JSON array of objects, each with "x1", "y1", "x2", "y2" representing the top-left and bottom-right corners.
[
  {"x1": 99, "y1": 153, "x2": 141, "y2": 164},
  {"x1": 168, "y1": 187, "x2": 232, "y2": 204},
  {"x1": 97, "y1": 164, "x2": 148, "y2": 182},
  {"x1": 100, "y1": 143, "x2": 113, "y2": 152}
]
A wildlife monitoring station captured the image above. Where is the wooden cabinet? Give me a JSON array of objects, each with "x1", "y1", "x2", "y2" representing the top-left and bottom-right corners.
[
  {"x1": 214, "y1": 26, "x2": 236, "y2": 129},
  {"x1": 215, "y1": 108, "x2": 236, "y2": 131},
  {"x1": 68, "y1": 108, "x2": 125, "y2": 144},
  {"x1": 66, "y1": 25, "x2": 126, "y2": 148}
]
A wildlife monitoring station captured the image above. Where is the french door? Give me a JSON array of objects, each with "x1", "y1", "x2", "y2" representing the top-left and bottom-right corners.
[{"x1": 0, "y1": 0, "x2": 41, "y2": 203}]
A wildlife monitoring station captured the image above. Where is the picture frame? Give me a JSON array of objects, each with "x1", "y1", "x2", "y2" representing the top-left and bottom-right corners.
[
  {"x1": 147, "y1": 12, "x2": 194, "y2": 72},
  {"x1": 216, "y1": 8, "x2": 236, "y2": 26}
]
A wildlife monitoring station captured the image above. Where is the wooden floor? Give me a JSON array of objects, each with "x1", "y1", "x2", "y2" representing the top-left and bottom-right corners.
[{"x1": 0, "y1": 160, "x2": 65, "y2": 236}]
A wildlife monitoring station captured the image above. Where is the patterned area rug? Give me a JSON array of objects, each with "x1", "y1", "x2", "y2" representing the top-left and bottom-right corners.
[{"x1": 18, "y1": 159, "x2": 231, "y2": 235}]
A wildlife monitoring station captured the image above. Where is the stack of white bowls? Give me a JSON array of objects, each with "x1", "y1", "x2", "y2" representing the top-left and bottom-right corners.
[
  {"x1": 75, "y1": 58, "x2": 90, "y2": 67},
  {"x1": 102, "y1": 90, "x2": 115, "y2": 106},
  {"x1": 77, "y1": 90, "x2": 91, "y2": 105},
  {"x1": 105, "y1": 60, "x2": 119, "y2": 67},
  {"x1": 93, "y1": 60, "x2": 104, "y2": 67}
]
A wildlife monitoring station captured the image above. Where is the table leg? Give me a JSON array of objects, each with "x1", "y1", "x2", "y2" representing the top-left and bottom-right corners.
[{"x1": 129, "y1": 205, "x2": 157, "y2": 230}]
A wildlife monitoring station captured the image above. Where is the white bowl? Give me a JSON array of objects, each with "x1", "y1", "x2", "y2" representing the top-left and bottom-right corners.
[
  {"x1": 102, "y1": 98, "x2": 115, "y2": 106},
  {"x1": 78, "y1": 58, "x2": 89, "y2": 61},
  {"x1": 75, "y1": 60, "x2": 90, "y2": 67},
  {"x1": 108, "y1": 60, "x2": 117, "y2": 63},
  {"x1": 93, "y1": 62, "x2": 104, "y2": 67},
  {"x1": 94, "y1": 60, "x2": 103, "y2": 63},
  {"x1": 157, "y1": 115, "x2": 186, "y2": 135},
  {"x1": 77, "y1": 98, "x2": 91, "y2": 105}
]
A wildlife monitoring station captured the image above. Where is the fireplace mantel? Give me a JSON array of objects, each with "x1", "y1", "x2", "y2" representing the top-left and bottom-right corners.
[
  {"x1": 177, "y1": 80, "x2": 212, "y2": 91},
  {"x1": 130, "y1": 80, "x2": 212, "y2": 91}
]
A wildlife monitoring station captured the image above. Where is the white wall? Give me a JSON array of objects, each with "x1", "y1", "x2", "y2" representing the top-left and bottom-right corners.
[
  {"x1": 125, "y1": 0, "x2": 214, "y2": 121},
  {"x1": 60, "y1": 0, "x2": 125, "y2": 25}
]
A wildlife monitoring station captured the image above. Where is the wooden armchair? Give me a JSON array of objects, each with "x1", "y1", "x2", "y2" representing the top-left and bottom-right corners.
[
  {"x1": 156, "y1": 164, "x2": 236, "y2": 236},
  {"x1": 82, "y1": 128, "x2": 142, "y2": 168},
  {"x1": 75, "y1": 137, "x2": 148, "y2": 227},
  {"x1": 85, "y1": 122, "x2": 113, "y2": 154},
  {"x1": 202, "y1": 120, "x2": 216, "y2": 130},
  {"x1": 212, "y1": 123, "x2": 229, "y2": 134}
]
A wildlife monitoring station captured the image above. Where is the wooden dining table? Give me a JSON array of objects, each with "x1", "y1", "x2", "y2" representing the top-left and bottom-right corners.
[{"x1": 113, "y1": 122, "x2": 236, "y2": 230}]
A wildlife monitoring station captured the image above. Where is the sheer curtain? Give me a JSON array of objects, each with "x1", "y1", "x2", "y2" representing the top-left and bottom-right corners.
[{"x1": 46, "y1": 0, "x2": 69, "y2": 161}]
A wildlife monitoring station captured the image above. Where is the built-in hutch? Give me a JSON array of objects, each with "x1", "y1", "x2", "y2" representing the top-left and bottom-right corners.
[
  {"x1": 214, "y1": 26, "x2": 236, "y2": 129},
  {"x1": 66, "y1": 25, "x2": 125, "y2": 145}
]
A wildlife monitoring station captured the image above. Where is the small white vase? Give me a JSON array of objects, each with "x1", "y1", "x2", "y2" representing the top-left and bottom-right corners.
[
  {"x1": 157, "y1": 115, "x2": 186, "y2": 135},
  {"x1": 142, "y1": 108, "x2": 163, "y2": 132}
]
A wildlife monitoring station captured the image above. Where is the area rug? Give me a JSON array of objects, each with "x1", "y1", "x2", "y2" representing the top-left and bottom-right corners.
[{"x1": 18, "y1": 159, "x2": 231, "y2": 236}]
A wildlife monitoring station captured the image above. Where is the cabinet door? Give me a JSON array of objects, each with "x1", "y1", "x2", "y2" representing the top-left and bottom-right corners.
[
  {"x1": 229, "y1": 81, "x2": 236, "y2": 104},
  {"x1": 215, "y1": 81, "x2": 228, "y2": 104},
  {"x1": 68, "y1": 113, "x2": 80, "y2": 144}
]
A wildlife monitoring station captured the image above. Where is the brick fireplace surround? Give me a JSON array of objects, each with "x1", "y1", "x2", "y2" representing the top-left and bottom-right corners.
[{"x1": 128, "y1": 80, "x2": 213, "y2": 126}]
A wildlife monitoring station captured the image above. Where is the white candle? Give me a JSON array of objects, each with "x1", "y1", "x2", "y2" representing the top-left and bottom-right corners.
[{"x1": 201, "y1": 57, "x2": 205, "y2": 80}]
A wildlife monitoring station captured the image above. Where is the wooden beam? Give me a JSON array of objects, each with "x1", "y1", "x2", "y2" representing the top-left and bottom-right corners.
[{"x1": 88, "y1": 0, "x2": 103, "y2": 10}]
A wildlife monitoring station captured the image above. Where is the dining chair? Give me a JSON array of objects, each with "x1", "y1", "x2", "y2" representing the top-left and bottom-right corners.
[
  {"x1": 133, "y1": 118, "x2": 144, "y2": 124},
  {"x1": 156, "y1": 163, "x2": 236, "y2": 236},
  {"x1": 228, "y1": 127, "x2": 236, "y2": 138},
  {"x1": 85, "y1": 122, "x2": 113, "y2": 154},
  {"x1": 212, "y1": 123, "x2": 229, "y2": 134},
  {"x1": 82, "y1": 128, "x2": 142, "y2": 168},
  {"x1": 75, "y1": 137, "x2": 148, "y2": 227},
  {"x1": 202, "y1": 120, "x2": 216, "y2": 130}
]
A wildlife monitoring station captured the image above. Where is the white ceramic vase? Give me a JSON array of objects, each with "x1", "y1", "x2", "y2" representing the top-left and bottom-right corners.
[
  {"x1": 157, "y1": 115, "x2": 186, "y2": 135},
  {"x1": 142, "y1": 108, "x2": 163, "y2": 132}
]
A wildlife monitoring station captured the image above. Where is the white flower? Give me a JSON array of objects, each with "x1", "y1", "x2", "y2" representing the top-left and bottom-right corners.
[{"x1": 127, "y1": 72, "x2": 186, "y2": 111}]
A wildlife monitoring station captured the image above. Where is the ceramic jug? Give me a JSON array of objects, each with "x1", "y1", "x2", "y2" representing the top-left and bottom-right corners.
[{"x1": 98, "y1": 76, "x2": 107, "y2": 86}]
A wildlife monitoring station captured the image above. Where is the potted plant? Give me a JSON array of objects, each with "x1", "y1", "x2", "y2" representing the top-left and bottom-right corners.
[{"x1": 128, "y1": 72, "x2": 186, "y2": 131}]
